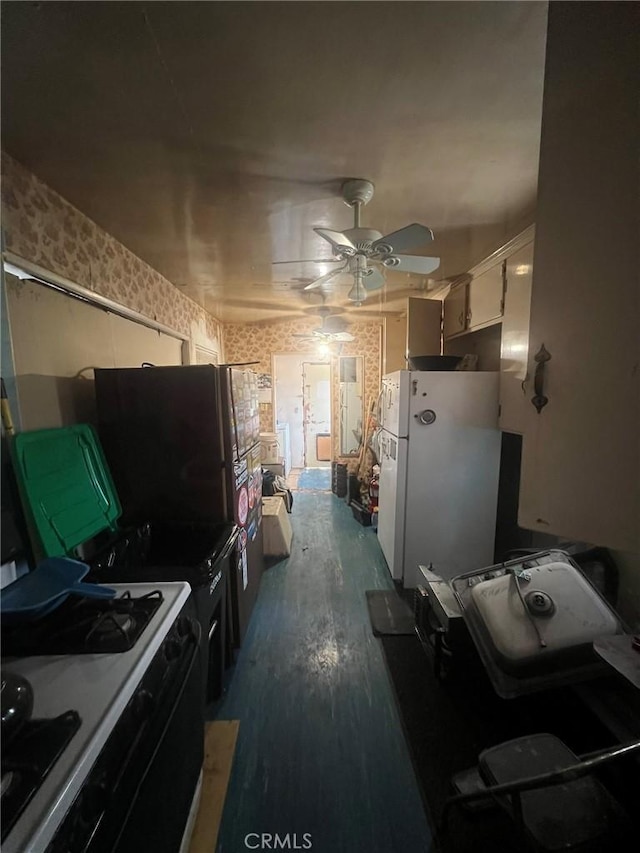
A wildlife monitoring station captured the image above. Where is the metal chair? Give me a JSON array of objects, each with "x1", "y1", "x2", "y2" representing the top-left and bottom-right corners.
[{"x1": 441, "y1": 733, "x2": 640, "y2": 852}]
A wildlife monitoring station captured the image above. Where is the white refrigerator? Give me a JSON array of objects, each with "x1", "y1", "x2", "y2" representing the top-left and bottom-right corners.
[{"x1": 377, "y1": 370, "x2": 501, "y2": 588}]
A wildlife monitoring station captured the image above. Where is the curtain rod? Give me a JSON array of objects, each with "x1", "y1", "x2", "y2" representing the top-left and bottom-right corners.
[{"x1": 3, "y1": 251, "x2": 187, "y2": 343}]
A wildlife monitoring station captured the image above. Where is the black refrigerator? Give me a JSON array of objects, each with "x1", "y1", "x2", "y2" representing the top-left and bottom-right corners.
[{"x1": 93, "y1": 364, "x2": 264, "y2": 649}]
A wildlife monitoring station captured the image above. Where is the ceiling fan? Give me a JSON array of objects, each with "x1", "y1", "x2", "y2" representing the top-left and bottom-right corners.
[
  {"x1": 273, "y1": 178, "x2": 440, "y2": 305},
  {"x1": 292, "y1": 307, "x2": 355, "y2": 343}
]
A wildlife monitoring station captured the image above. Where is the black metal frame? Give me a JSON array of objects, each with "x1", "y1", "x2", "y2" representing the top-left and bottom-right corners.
[{"x1": 440, "y1": 738, "x2": 640, "y2": 847}]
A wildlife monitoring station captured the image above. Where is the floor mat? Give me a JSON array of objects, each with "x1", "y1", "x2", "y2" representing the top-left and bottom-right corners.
[
  {"x1": 366, "y1": 589, "x2": 416, "y2": 636},
  {"x1": 296, "y1": 467, "x2": 331, "y2": 490}
]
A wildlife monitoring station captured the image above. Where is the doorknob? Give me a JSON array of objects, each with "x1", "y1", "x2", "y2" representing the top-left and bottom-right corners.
[{"x1": 416, "y1": 409, "x2": 437, "y2": 425}]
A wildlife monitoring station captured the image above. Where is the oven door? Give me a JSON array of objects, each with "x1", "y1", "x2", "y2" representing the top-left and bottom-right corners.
[
  {"x1": 201, "y1": 526, "x2": 237, "y2": 704},
  {"x1": 111, "y1": 637, "x2": 203, "y2": 853},
  {"x1": 47, "y1": 603, "x2": 204, "y2": 853}
]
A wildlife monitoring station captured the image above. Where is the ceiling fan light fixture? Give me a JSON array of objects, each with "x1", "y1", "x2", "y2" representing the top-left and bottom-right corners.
[{"x1": 348, "y1": 278, "x2": 367, "y2": 305}]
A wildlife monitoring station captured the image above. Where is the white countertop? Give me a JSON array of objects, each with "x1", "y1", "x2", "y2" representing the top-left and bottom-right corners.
[{"x1": 2, "y1": 581, "x2": 191, "y2": 853}]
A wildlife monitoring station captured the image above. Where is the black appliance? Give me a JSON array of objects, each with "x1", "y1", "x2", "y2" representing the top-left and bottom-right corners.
[
  {"x1": 94, "y1": 364, "x2": 265, "y2": 651},
  {"x1": 85, "y1": 520, "x2": 238, "y2": 704},
  {"x1": 6, "y1": 421, "x2": 237, "y2": 706},
  {"x1": 1, "y1": 584, "x2": 203, "y2": 853},
  {"x1": 48, "y1": 597, "x2": 202, "y2": 853},
  {"x1": 414, "y1": 565, "x2": 474, "y2": 678},
  {"x1": 2, "y1": 709, "x2": 81, "y2": 842}
]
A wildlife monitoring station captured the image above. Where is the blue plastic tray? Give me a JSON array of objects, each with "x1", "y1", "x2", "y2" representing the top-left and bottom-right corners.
[{"x1": 1, "y1": 557, "x2": 116, "y2": 622}]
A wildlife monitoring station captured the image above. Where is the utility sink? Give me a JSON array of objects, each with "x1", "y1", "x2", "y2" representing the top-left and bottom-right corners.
[{"x1": 451, "y1": 550, "x2": 624, "y2": 698}]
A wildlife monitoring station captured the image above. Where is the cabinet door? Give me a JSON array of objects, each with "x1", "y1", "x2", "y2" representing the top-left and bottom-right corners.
[
  {"x1": 383, "y1": 314, "x2": 408, "y2": 375},
  {"x1": 517, "y1": 2, "x2": 639, "y2": 553},
  {"x1": 443, "y1": 283, "x2": 467, "y2": 339},
  {"x1": 499, "y1": 243, "x2": 533, "y2": 434},
  {"x1": 406, "y1": 297, "x2": 442, "y2": 359},
  {"x1": 468, "y1": 262, "x2": 504, "y2": 330}
]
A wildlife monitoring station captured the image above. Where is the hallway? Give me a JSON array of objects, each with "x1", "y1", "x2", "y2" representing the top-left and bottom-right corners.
[{"x1": 212, "y1": 490, "x2": 433, "y2": 853}]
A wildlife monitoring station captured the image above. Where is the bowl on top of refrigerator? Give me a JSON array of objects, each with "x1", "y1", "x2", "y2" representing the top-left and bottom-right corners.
[{"x1": 407, "y1": 355, "x2": 462, "y2": 371}]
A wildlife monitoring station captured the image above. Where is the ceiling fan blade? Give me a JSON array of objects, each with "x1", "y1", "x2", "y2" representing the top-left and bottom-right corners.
[
  {"x1": 363, "y1": 266, "x2": 386, "y2": 292},
  {"x1": 272, "y1": 258, "x2": 343, "y2": 265},
  {"x1": 384, "y1": 254, "x2": 441, "y2": 275},
  {"x1": 303, "y1": 265, "x2": 348, "y2": 290},
  {"x1": 313, "y1": 228, "x2": 357, "y2": 256},
  {"x1": 332, "y1": 331, "x2": 355, "y2": 342},
  {"x1": 372, "y1": 223, "x2": 434, "y2": 255}
]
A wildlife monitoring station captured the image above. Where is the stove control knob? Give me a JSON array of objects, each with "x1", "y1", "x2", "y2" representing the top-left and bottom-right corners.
[
  {"x1": 163, "y1": 638, "x2": 182, "y2": 661},
  {"x1": 177, "y1": 615, "x2": 192, "y2": 637}
]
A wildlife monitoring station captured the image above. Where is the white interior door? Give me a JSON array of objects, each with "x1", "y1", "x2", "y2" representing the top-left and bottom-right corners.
[
  {"x1": 273, "y1": 354, "x2": 305, "y2": 468},
  {"x1": 302, "y1": 362, "x2": 331, "y2": 467}
]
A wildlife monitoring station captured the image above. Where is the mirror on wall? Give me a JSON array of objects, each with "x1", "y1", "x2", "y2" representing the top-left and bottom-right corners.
[{"x1": 339, "y1": 356, "x2": 363, "y2": 456}]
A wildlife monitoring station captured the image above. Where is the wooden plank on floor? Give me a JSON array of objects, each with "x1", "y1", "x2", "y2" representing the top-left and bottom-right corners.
[{"x1": 189, "y1": 720, "x2": 240, "y2": 853}]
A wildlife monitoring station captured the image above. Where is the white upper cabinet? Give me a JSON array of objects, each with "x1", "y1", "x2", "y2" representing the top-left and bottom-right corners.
[
  {"x1": 517, "y1": 3, "x2": 639, "y2": 553},
  {"x1": 443, "y1": 282, "x2": 468, "y2": 339},
  {"x1": 383, "y1": 297, "x2": 442, "y2": 374},
  {"x1": 499, "y1": 241, "x2": 534, "y2": 434},
  {"x1": 467, "y1": 261, "x2": 505, "y2": 331}
]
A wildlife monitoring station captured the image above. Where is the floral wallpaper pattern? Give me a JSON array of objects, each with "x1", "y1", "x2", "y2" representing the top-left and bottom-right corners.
[
  {"x1": 1, "y1": 153, "x2": 222, "y2": 353},
  {"x1": 223, "y1": 319, "x2": 382, "y2": 461}
]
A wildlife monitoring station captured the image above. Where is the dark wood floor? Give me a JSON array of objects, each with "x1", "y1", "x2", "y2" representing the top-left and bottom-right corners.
[{"x1": 212, "y1": 490, "x2": 433, "y2": 853}]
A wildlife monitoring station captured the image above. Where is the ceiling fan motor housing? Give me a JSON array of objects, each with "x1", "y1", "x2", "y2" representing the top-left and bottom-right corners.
[
  {"x1": 341, "y1": 178, "x2": 375, "y2": 207},
  {"x1": 343, "y1": 227, "x2": 383, "y2": 253}
]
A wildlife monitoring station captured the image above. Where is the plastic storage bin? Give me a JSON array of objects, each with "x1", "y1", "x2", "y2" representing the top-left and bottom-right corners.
[{"x1": 260, "y1": 432, "x2": 280, "y2": 464}]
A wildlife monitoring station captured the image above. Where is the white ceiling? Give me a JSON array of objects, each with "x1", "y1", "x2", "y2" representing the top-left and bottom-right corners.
[{"x1": 1, "y1": 1, "x2": 548, "y2": 324}]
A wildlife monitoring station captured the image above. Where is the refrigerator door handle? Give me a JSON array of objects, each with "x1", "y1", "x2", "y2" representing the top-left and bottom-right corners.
[{"x1": 217, "y1": 527, "x2": 240, "y2": 563}]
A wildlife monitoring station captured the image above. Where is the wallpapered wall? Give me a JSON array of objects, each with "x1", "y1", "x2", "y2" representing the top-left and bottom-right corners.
[
  {"x1": 223, "y1": 319, "x2": 382, "y2": 461},
  {"x1": 1, "y1": 153, "x2": 383, "y2": 462},
  {"x1": 0, "y1": 153, "x2": 223, "y2": 354}
]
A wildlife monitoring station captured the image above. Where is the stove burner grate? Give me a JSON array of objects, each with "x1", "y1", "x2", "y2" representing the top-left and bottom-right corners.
[
  {"x1": 1, "y1": 591, "x2": 164, "y2": 656},
  {"x1": 1, "y1": 710, "x2": 81, "y2": 842}
]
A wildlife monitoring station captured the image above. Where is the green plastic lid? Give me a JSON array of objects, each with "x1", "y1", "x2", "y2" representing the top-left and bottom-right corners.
[{"x1": 11, "y1": 424, "x2": 121, "y2": 557}]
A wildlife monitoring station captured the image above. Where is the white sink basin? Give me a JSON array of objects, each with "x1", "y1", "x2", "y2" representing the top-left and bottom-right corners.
[
  {"x1": 451, "y1": 550, "x2": 624, "y2": 697},
  {"x1": 470, "y1": 562, "x2": 620, "y2": 669}
]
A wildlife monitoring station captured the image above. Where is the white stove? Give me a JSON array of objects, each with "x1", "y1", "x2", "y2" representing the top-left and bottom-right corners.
[{"x1": 2, "y1": 581, "x2": 192, "y2": 853}]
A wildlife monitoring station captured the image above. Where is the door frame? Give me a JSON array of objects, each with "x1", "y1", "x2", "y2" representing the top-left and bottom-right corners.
[{"x1": 272, "y1": 352, "x2": 331, "y2": 469}]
